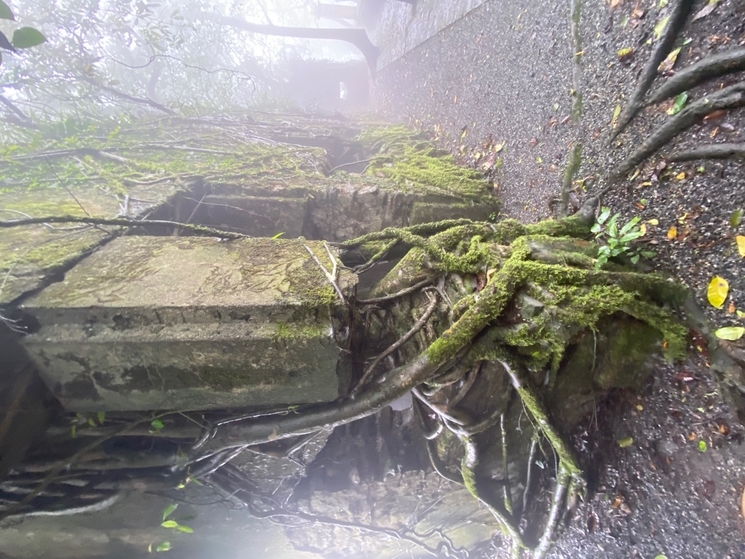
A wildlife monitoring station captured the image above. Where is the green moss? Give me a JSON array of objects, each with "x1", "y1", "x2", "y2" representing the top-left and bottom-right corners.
[{"x1": 360, "y1": 125, "x2": 492, "y2": 200}]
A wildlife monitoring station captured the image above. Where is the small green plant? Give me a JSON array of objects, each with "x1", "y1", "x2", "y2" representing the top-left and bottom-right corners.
[{"x1": 591, "y1": 207, "x2": 654, "y2": 268}]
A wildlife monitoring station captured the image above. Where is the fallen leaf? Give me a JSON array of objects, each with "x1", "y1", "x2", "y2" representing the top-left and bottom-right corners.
[
  {"x1": 618, "y1": 436, "x2": 634, "y2": 448},
  {"x1": 610, "y1": 0, "x2": 622, "y2": 8},
  {"x1": 715, "y1": 326, "x2": 745, "y2": 341},
  {"x1": 732, "y1": 209, "x2": 744, "y2": 228},
  {"x1": 707, "y1": 276, "x2": 729, "y2": 309},
  {"x1": 612, "y1": 104, "x2": 622, "y2": 127},
  {"x1": 667, "y1": 226, "x2": 678, "y2": 239},
  {"x1": 648, "y1": 218, "x2": 659, "y2": 225},
  {"x1": 738, "y1": 310, "x2": 745, "y2": 319},
  {"x1": 640, "y1": 223, "x2": 647, "y2": 235},
  {"x1": 710, "y1": 126, "x2": 719, "y2": 138},
  {"x1": 703, "y1": 109, "x2": 727, "y2": 121},
  {"x1": 658, "y1": 46, "x2": 682, "y2": 73},
  {"x1": 666, "y1": 92, "x2": 689, "y2": 115},
  {"x1": 675, "y1": 171, "x2": 686, "y2": 180},
  {"x1": 617, "y1": 46, "x2": 634, "y2": 60},
  {"x1": 494, "y1": 141, "x2": 506, "y2": 153},
  {"x1": 692, "y1": 0, "x2": 720, "y2": 21},
  {"x1": 729, "y1": 301, "x2": 736, "y2": 314},
  {"x1": 654, "y1": 15, "x2": 670, "y2": 41},
  {"x1": 737, "y1": 235, "x2": 745, "y2": 257}
]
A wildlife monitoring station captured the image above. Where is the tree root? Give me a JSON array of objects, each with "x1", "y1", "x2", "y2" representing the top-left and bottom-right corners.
[
  {"x1": 610, "y1": 0, "x2": 695, "y2": 141},
  {"x1": 670, "y1": 142, "x2": 745, "y2": 162},
  {"x1": 353, "y1": 292, "x2": 440, "y2": 395},
  {"x1": 648, "y1": 47, "x2": 745, "y2": 105},
  {"x1": 613, "y1": 81, "x2": 745, "y2": 179}
]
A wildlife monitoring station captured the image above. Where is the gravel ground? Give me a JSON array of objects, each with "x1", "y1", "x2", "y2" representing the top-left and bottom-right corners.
[{"x1": 374, "y1": 0, "x2": 745, "y2": 557}]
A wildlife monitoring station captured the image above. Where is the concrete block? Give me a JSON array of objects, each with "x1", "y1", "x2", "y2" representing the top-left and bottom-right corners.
[{"x1": 21, "y1": 237, "x2": 356, "y2": 412}]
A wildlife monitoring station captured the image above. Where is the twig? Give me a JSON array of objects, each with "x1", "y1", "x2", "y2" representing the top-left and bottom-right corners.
[
  {"x1": 522, "y1": 436, "x2": 538, "y2": 513},
  {"x1": 328, "y1": 157, "x2": 372, "y2": 173},
  {"x1": 357, "y1": 278, "x2": 434, "y2": 305},
  {"x1": 353, "y1": 293, "x2": 439, "y2": 395},
  {"x1": 304, "y1": 244, "x2": 346, "y2": 304},
  {"x1": 6, "y1": 147, "x2": 128, "y2": 164}
]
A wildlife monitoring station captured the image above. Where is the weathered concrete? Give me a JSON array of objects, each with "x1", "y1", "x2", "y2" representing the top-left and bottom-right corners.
[{"x1": 20, "y1": 237, "x2": 356, "y2": 412}]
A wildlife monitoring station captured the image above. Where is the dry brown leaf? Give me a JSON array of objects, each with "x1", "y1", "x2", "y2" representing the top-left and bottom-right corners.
[
  {"x1": 704, "y1": 109, "x2": 727, "y2": 121},
  {"x1": 692, "y1": 0, "x2": 719, "y2": 22}
]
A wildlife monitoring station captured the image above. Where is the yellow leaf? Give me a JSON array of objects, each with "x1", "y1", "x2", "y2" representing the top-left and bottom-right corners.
[
  {"x1": 737, "y1": 235, "x2": 745, "y2": 257},
  {"x1": 707, "y1": 276, "x2": 729, "y2": 309},
  {"x1": 612, "y1": 104, "x2": 622, "y2": 127},
  {"x1": 648, "y1": 218, "x2": 659, "y2": 225},
  {"x1": 667, "y1": 226, "x2": 677, "y2": 239},
  {"x1": 494, "y1": 141, "x2": 506, "y2": 153},
  {"x1": 640, "y1": 223, "x2": 647, "y2": 235},
  {"x1": 676, "y1": 171, "x2": 686, "y2": 180}
]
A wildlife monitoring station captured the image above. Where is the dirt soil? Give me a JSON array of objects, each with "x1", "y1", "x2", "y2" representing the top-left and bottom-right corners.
[{"x1": 375, "y1": 0, "x2": 745, "y2": 557}]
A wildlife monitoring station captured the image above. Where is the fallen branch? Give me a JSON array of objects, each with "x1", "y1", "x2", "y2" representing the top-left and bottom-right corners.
[
  {"x1": 6, "y1": 148, "x2": 129, "y2": 164},
  {"x1": 0, "y1": 215, "x2": 251, "y2": 239}
]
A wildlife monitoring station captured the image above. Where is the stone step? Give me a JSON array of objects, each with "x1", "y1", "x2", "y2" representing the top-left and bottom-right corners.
[{"x1": 21, "y1": 236, "x2": 356, "y2": 412}]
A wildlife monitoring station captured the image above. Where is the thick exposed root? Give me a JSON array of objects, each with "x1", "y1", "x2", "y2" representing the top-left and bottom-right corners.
[
  {"x1": 610, "y1": 0, "x2": 695, "y2": 141},
  {"x1": 670, "y1": 142, "x2": 745, "y2": 162},
  {"x1": 614, "y1": 81, "x2": 745, "y2": 179},
  {"x1": 647, "y1": 47, "x2": 745, "y2": 105}
]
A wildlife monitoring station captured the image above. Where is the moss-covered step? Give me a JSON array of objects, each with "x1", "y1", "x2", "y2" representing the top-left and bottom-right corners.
[{"x1": 20, "y1": 236, "x2": 357, "y2": 412}]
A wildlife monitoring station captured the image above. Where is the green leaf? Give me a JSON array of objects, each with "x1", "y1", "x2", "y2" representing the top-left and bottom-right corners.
[
  {"x1": 618, "y1": 436, "x2": 634, "y2": 448},
  {"x1": 11, "y1": 27, "x2": 47, "y2": 49},
  {"x1": 597, "y1": 207, "x2": 612, "y2": 225},
  {"x1": 176, "y1": 525, "x2": 194, "y2": 533},
  {"x1": 714, "y1": 326, "x2": 745, "y2": 341},
  {"x1": 698, "y1": 439, "x2": 707, "y2": 452},
  {"x1": 620, "y1": 231, "x2": 644, "y2": 243},
  {"x1": 591, "y1": 223, "x2": 602, "y2": 234},
  {"x1": 619, "y1": 216, "x2": 641, "y2": 236},
  {"x1": 654, "y1": 15, "x2": 670, "y2": 41},
  {"x1": 150, "y1": 418, "x2": 165, "y2": 432},
  {"x1": 97, "y1": 411, "x2": 106, "y2": 425},
  {"x1": 731, "y1": 209, "x2": 743, "y2": 228},
  {"x1": 654, "y1": 555, "x2": 668, "y2": 559},
  {"x1": 641, "y1": 250, "x2": 657, "y2": 259},
  {"x1": 162, "y1": 503, "x2": 178, "y2": 521},
  {"x1": 161, "y1": 520, "x2": 179, "y2": 529},
  {"x1": 0, "y1": 1, "x2": 14, "y2": 21},
  {"x1": 155, "y1": 541, "x2": 172, "y2": 552},
  {"x1": 88, "y1": 416, "x2": 97, "y2": 427},
  {"x1": 630, "y1": 254, "x2": 640, "y2": 264},
  {"x1": 666, "y1": 92, "x2": 688, "y2": 115},
  {"x1": 271, "y1": 232, "x2": 284, "y2": 239}
]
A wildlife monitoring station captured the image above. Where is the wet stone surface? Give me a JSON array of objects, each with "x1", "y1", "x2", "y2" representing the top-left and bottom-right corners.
[{"x1": 20, "y1": 237, "x2": 357, "y2": 411}]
